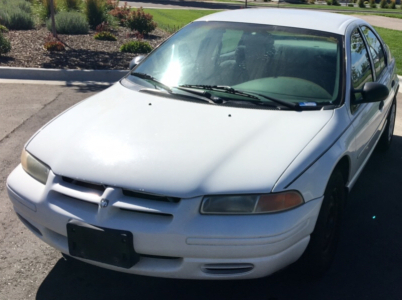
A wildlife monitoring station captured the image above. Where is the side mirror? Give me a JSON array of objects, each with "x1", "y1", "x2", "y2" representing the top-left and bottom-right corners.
[
  {"x1": 129, "y1": 55, "x2": 146, "y2": 70},
  {"x1": 353, "y1": 82, "x2": 389, "y2": 104}
]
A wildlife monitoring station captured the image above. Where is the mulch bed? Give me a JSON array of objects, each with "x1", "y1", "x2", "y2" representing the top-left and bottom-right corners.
[{"x1": 0, "y1": 26, "x2": 170, "y2": 70}]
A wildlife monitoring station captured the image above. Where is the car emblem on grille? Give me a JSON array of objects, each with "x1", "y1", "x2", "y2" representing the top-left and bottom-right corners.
[{"x1": 100, "y1": 199, "x2": 109, "y2": 208}]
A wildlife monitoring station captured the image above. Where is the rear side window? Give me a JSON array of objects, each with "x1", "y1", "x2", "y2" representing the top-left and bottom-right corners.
[
  {"x1": 350, "y1": 28, "x2": 373, "y2": 113},
  {"x1": 361, "y1": 26, "x2": 386, "y2": 79}
]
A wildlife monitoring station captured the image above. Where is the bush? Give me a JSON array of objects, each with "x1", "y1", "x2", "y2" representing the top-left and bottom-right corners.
[
  {"x1": 109, "y1": 2, "x2": 131, "y2": 25},
  {"x1": 379, "y1": 0, "x2": 387, "y2": 7},
  {"x1": 105, "y1": 0, "x2": 119, "y2": 10},
  {"x1": 120, "y1": 40, "x2": 152, "y2": 53},
  {"x1": 44, "y1": 40, "x2": 65, "y2": 51},
  {"x1": 85, "y1": 0, "x2": 107, "y2": 29},
  {"x1": 0, "y1": 0, "x2": 35, "y2": 30},
  {"x1": 332, "y1": 0, "x2": 341, "y2": 5},
  {"x1": 64, "y1": 0, "x2": 83, "y2": 11},
  {"x1": 0, "y1": 24, "x2": 8, "y2": 33},
  {"x1": 0, "y1": 32, "x2": 11, "y2": 56},
  {"x1": 46, "y1": 11, "x2": 88, "y2": 34},
  {"x1": 369, "y1": 0, "x2": 376, "y2": 8},
  {"x1": 348, "y1": 3, "x2": 354, "y2": 6},
  {"x1": 358, "y1": 0, "x2": 366, "y2": 7},
  {"x1": 94, "y1": 31, "x2": 116, "y2": 40},
  {"x1": 388, "y1": 0, "x2": 396, "y2": 8},
  {"x1": 125, "y1": 7, "x2": 156, "y2": 35}
]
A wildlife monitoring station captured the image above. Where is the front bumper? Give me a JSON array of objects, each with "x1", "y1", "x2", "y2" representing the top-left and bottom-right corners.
[{"x1": 7, "y1": 164, "x2": 323, "y2": 279}]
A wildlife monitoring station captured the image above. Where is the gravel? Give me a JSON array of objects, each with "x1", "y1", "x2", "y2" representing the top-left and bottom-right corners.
[{"x1": 0, "y1": 25, "x2": 170, "y2": 70}]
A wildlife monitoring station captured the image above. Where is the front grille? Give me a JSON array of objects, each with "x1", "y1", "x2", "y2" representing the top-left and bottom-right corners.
[
  {"x1": 122, "y1": 189, "x2": 180, "y2": 203},
  {"x1": 62, "y1": 176, "x2": 105, "y2": 195},
  {"x1": 51, "y1": 175, "x2": 181, "y2": 219}
]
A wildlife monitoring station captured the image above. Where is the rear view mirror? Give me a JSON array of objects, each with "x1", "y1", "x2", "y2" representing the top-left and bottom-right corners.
[
  {"x1": 353, "y1": 82, "x2": 389, "y2": 104},
  {"x1": 129, "y1": 55, "x2": 146, "y2": 70}
]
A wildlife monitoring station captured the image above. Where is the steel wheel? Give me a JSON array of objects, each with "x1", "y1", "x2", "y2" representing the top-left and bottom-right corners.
[
  {"x1": 378, "y1": 99, "x2": 397, "y2": 152},
  {"x1": 297, "y1": 169, "x2": 345, "y2": 278}
]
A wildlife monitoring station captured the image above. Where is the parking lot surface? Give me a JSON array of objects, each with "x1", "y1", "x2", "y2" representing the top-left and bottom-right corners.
[{"x1": 0, "y1": 83, "x2": 401, "y2": 300}]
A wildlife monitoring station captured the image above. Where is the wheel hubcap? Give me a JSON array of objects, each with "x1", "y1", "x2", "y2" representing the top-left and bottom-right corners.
[{"x1": 323, "y1": 187, "x2": 339, "y2": 253}]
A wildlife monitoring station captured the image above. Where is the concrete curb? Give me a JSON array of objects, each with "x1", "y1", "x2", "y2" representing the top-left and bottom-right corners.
[{"x1": 0, "y1": 67, "x2": 128, "y2": 83}]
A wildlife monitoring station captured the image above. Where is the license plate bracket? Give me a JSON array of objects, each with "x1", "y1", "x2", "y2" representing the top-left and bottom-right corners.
[{"x1": 67, "y1": 220, "x2": 139, "y2": 269}]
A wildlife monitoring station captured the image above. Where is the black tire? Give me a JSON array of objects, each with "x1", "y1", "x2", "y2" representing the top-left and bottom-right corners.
[
  {"x1": 298, "y1": 169, "x2": 345, "y2": 278},
  {"x1": 377, "y1": 99, "x2": 397, "y2": 152}
]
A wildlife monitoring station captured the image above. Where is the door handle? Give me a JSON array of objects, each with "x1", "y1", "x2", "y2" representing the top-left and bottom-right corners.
[
  {"x1": 379, "y1": 100, "x2": 384, "y2": 110},
  {"x1": 392, "y1": 80, "x2": 395, "y2": 88}
]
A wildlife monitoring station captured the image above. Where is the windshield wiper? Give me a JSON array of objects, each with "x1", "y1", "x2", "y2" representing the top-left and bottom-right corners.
[
  {"x1": 179, "y1": 85, "x2": 299, "y2": 110},
  {"x1": 131, "y1": 72, "x2": 172, "y2": 94}
]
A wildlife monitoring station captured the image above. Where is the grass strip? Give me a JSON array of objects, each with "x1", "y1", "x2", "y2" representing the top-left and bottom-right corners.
[
  {"x1": 373, "y1": 26, "x2": 402, "y2": 72},
  {"x1": 143, "y1": 9, "x2": 221, "y2": 33}
]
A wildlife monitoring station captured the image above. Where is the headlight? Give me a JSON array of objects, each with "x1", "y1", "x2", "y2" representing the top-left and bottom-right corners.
[
  {"x1": 21, "y1": 149, "x2": 50, "y2": 184},
  {"x1": 200, "y1": 191, "x2": 304, "y2": 214}
]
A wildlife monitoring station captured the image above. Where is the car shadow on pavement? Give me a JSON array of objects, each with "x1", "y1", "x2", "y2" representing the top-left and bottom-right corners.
[
  {"x1": 36, "y1": 135, "x2": 402, "y2": 300},
  {"x1": 65, "y1": 84, "x2": 111, "y2": 94}
]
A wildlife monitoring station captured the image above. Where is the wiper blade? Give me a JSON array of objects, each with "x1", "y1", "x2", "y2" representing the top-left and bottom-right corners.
[
  {"x1": 174, "y1": 86, "x2": 222, "y2": 104},
  {"x1": 179, "y1": 84, "x2": 300, "y2": 110},
  {"x1": 180, "y1": 84, "x2": 260, "y2": 101},
  {"x1": 131, "y1": 72, "x2": 172, "y2": 94}
]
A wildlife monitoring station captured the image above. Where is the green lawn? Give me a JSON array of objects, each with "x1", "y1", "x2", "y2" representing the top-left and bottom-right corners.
[
  {"x1": 373, "y1": 27, "x2": 402, "y2": 72},
  {"x1": 143, "y1": 9, "x2": 221, "y2": 33}
]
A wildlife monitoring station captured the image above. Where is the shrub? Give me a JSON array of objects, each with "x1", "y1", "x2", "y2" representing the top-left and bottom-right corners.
[
  {"x1": 120, "y1": 40, "x2": 152, "y2": 53},
  {"x1": 105, "y1": 0, "x2": 119, "y2": 10},
  {"x1": 44, "y1": 33, "x2": 65, "y2": 50},
  {"x1": 332, "y1": 0, "x2": 341, "y2": 6},
  {"x1": 108, "y1": 2, "x2": 131, "y2": 25},
  {"x1": 388, "y1": 0, "x2": 396, "y2": 8},
  {"x1": 125, "y1": 7, "x2": 156, "y2": 35},
  {"x1": 369, "y1": 0, "x2": 376, "y2": 8},
  {"x1": 308, "y1": 0, "x2": 315, "y2": 4},
  {"x1": 358, "y1": 0, "x2": 366, "y2": 7},
  {"x1": 348, "y1": 3, "x2": 354, "y2": 6},
  {"x1": 44, "y1": 40, "x2": 65, "y2": 51},
  {"x1": 46, "y1": 11, "x2": 88, "y2": 34},
  {"x1": 364, "y1": 1, "x2": 368, "y2": 4},
  {"x1": 64, "y1": 0, "x2": 82, "y2": 11},
  {"x1": 96, "y1": 21, "x2": 110, "y2": 32},
  {"x1": 0, "y1": 0, "x2": 35, "y2": 30},
  {"x1": 379, "y1": 0, "x2": 387, "y2": 7},
  {"x1": 94, "y1": 31, "x2": 116, "y2": 40},
  {"x1": 0, "y1": 24, "x2": 8, "y2": 33},
  {"x1": 0, "y1": 32, "x2": 11, "y2": 56},
  {"x1": 85, "y1": 0, "x2": 107, "y2": 29}
]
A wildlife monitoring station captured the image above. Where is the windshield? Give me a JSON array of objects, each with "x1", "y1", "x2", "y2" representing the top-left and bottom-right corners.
[{"x1": 129, "y1": 21, "x2": 344, "y2": 107}]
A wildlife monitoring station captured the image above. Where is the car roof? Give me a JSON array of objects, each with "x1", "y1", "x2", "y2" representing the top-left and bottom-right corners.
[{"x1": 195, "y1": 9, "x2": 359, "y2": 35}]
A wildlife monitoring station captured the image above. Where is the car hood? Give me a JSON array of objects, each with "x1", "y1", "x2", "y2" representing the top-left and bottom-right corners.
[{"x1": 27, "y1": 83, "x2": 334, "y2": 198}]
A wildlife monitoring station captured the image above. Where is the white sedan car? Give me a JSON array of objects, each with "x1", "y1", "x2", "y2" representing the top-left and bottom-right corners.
[{"x1": 7, "y1": 9, "x2": 399, "y2": 279}]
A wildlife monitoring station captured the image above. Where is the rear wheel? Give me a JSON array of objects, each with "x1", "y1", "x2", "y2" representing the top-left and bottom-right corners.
[
  {"x1": 377, "y1": 99, "x2": 396, "y2": 152},
  {"x1": 298, "y1": 169, "x2": 345, "y2": 278}
]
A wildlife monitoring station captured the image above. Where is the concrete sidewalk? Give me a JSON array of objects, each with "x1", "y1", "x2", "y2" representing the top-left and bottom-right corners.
[{"x1": 349, "y1": 14, "x2": 402, "y2": 31}]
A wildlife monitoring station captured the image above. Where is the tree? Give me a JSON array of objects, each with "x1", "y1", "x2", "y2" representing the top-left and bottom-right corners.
[{"x1": 50, "y1": 0, "x2": 57, "y2": 38}]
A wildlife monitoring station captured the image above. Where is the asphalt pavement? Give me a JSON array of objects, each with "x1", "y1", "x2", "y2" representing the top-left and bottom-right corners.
[{"x1": 0, "y1": 82, "x2": 401, "y2": 299}]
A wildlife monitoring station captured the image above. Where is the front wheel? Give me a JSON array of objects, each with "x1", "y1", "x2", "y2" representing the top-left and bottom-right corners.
[
  {"x1": 377, "y1": 99, "x2": 396, "y2": 152},
  {"x1": 298, "y1": 169, "x2": 345, "y2": 278}
]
